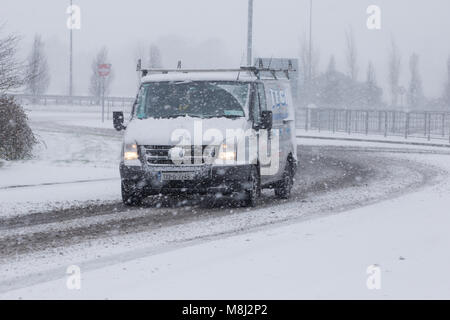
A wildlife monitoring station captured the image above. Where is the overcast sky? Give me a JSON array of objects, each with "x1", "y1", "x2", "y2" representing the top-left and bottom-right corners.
[{"x1": 2, "y1": 0, "x2": 450, "y2": 98}]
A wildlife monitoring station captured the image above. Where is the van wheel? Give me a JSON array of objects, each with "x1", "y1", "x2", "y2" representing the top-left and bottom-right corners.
[
  {"x1": 275, "y1": 159, "x2": 294, "y2": 199},
  {"x1": 121, "y1": 181, "x2": 144, "y2": 206},
  {"x1": 244, "y1": 166, "x2": 261, "y2": 207}
]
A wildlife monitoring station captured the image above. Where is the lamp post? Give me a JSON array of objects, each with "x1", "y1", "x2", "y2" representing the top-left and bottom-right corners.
[
  {"x1": 69, "y1": 0, "x2": 73, "y2": 100},
  {"x1": 308, "y1": 0, "x2": 313, "y2": 82},
  {"x1": 247, "y1": 0, "x2": 254, "y2": 66}
]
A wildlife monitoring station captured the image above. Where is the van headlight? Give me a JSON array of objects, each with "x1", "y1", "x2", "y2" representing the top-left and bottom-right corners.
[
  {"x1": 218, "y1": 151, "x2": 236, "y2": 161},
  {"x1": 124, "y1": 143, "x2": 139, "y2": 161},
  {"x1": 217, "y1": 144, "x2": 236, "y2": 163}
]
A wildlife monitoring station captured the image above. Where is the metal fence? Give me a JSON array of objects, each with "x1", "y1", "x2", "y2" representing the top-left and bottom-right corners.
[
  {"x1": 11, "y1": 94, "x2": 135, "y2": 108},
  {"x1": 9, "y1": 95, "x2": 450, "y2": 143},
  {"x1": 296, "y1": 108, "x2": 450, "y2": 142}
]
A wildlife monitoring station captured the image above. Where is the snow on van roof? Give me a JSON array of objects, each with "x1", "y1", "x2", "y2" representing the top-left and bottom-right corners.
[{"x1": 141, "y1": 71, "x2": 259, "y2": 83}]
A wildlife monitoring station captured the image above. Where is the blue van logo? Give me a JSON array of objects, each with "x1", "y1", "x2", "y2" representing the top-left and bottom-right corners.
[{"x1": 269, "y1": 89, "x2": 288, "y2": 109}]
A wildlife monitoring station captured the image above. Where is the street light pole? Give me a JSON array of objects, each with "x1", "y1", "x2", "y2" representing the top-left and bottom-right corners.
[
  {"x1": 247, "y1": 0, "x2": 254, "y2": 66},
  {"x1": 69, "y1": 0, "x2": 73, "y2": 100},
  {"x1": 308, "y1": 0, "x2": 313, "y2": 82}
]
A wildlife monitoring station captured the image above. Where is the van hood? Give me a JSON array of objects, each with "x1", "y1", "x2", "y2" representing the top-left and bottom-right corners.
[{"x1": 124, "y1": 117, "x2": 248, "y2": 146}]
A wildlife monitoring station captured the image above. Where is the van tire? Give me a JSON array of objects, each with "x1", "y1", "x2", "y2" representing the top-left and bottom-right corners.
[
  {"x1": 275, "y1": 158, "x2": 294, "y2": 199},
  {"x1": 244, "y1": 165, "x2": 261, "y2": 207},
  {"x1": 121, "y1": 181, "x2": 144, "y2": 206}
]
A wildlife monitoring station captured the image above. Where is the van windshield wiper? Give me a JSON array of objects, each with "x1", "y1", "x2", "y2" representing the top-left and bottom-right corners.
[
  {"x1": 165, "y1": 114, "x2": 187, "y2": 119},
  {"x1": 200, "y1": 114, "x2": 243, "y2": 119},
  {"x1": 163, "y1": 114, "x2": 203, "y2": 119},
  {"x1": 220, "y1": 115, "x2": 243, "y2": 119},
  {"x1": 144, "y1": 114, "x2": 188, "y2": 119}
]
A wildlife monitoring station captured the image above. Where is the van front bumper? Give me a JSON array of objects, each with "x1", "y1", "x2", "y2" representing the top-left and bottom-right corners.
[{"x1": 120, "y1": 164, "x2": 253, "y2": 195}]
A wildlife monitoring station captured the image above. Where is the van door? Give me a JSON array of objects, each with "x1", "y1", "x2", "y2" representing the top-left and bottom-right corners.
[
  {"x1": 254, "y1": 83, "x2": 279, "y2": 185},
  {"x1": 266, "y1": 82, "x2": 295, "y2": 181}
]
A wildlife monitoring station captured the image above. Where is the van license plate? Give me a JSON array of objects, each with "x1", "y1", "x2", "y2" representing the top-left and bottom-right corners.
[{"x1": 161, "y1": 172, "x2": 196, "y2": 181}]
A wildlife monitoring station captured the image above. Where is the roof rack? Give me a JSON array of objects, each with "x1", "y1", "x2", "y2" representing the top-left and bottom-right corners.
[{"x1": 136, "y1": 59, "x2": 296, "y2": 80}]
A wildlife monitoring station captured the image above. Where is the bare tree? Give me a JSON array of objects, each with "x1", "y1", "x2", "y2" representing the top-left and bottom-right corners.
[
  {"x1": 366, "y1": 61, "x2": 376, "y2": 85},
  {"x1": 25, "y1": 34, "x2": 50, "y2": 98},
  {"x1": 134, "y1": 42, "x2": 146, "y2": 65},
  {"x1": 133, "y1": 42, "x2": 162, "y2": 68},
  {"x1": 299, "y1": 35, "x2": 320, "y2": 84},
  {"x1": 321, "y1": 55, "x2": 343, "y2": 106},
  {"x1": 0, "y1": 26, "x2": 23, "y2": 93},
  {"x1": 148, "y1": 44, "x2": 162, "y2": 68},
  {"x1": 89, "y1": 47, "x2": 113, "y2": 101},
  {"x1": 326, "y1": 55, "x2": 337, "y2": 74},
  {"x1": 365, "y1": 61, "x2": 382, "y2": 107},
  {"x1": 388, "y1": 38, "x2": 402, "y2": 107},
  {"x1": 407, "y1": 53, "x2": 424, "y2": 109},
  {"x1": 345, "y1": 27, "x2": 358, "y2": 81}
]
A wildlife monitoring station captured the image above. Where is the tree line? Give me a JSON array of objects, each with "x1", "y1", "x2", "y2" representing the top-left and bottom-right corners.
[
  {"x1": 298, "y1": 27, "x2": 450, "y2": 111},
  {"x1": 1, "y1": 31, "x2": 163, "y2": 102},
  {"x1": 2, "y1": 27, "x2": 450, "y2": 111}
]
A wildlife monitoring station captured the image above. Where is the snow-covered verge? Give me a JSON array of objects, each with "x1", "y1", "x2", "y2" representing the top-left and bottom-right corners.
[
  {"x1": 297, "y1": 129, "x2": 450, "y2": 148},
  {"x1": 25, "y1": 104, "x2": 132, "y2": 129},
  {"x1": 0, "y1": 106, "x2": 122, "y2": 217}
]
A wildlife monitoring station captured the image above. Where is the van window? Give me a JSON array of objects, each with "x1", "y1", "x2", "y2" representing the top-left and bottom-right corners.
[
  {"x1": 251, "y1": 86, "x2": 261, "y2": 124},
  {"x1": 136, "y1": 81, "x2": 250, "y2": 120},
  {"x1": 257, "y1": 83, "x2": 267, "y2": 112}
]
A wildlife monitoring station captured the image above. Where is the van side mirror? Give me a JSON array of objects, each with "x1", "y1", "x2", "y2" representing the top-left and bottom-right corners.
[
  {"x1": 113, "y1": 111, "x2": 126, "y2": 131},
  {"x1": 261, "y1": 111, "x2": 273, "y2": 130}
]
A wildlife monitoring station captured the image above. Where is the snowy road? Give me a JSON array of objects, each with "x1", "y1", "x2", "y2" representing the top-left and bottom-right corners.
[
  {"x1": 1, "y1": 107, "x2": 450, "y2": 298},
  {"x1": 1, "y1": 144, "x2": 447, "y2": 296}
]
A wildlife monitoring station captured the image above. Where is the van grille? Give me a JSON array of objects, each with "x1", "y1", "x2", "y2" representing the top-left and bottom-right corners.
[{"x1": 141, "y1": 145, "x2": 217, "y2": 165}]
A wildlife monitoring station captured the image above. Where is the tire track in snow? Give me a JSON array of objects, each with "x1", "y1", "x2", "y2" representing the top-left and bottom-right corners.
[{"x1": 0, "y1": 178, "x2": 118, "y2": 190}]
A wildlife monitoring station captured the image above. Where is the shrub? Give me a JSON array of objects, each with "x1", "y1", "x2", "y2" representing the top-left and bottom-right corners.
[{"x1": 0, "y1": 95, "x2": 37, "y2": 160}]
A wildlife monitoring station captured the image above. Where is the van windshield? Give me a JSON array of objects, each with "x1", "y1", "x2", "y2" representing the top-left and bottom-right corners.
[{"x1": 135, "y1": 81, "x2": 249, "y2": 119}]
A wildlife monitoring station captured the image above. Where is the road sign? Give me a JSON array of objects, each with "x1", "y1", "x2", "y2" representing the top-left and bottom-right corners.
[{"x1": 98, "y1": 64, "x2": 111, "y2": 77}]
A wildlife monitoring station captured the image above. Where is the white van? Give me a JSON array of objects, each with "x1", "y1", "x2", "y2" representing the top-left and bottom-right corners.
[{"x1": 113, "y1": 66, "x2": 297, "y2": 207}]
